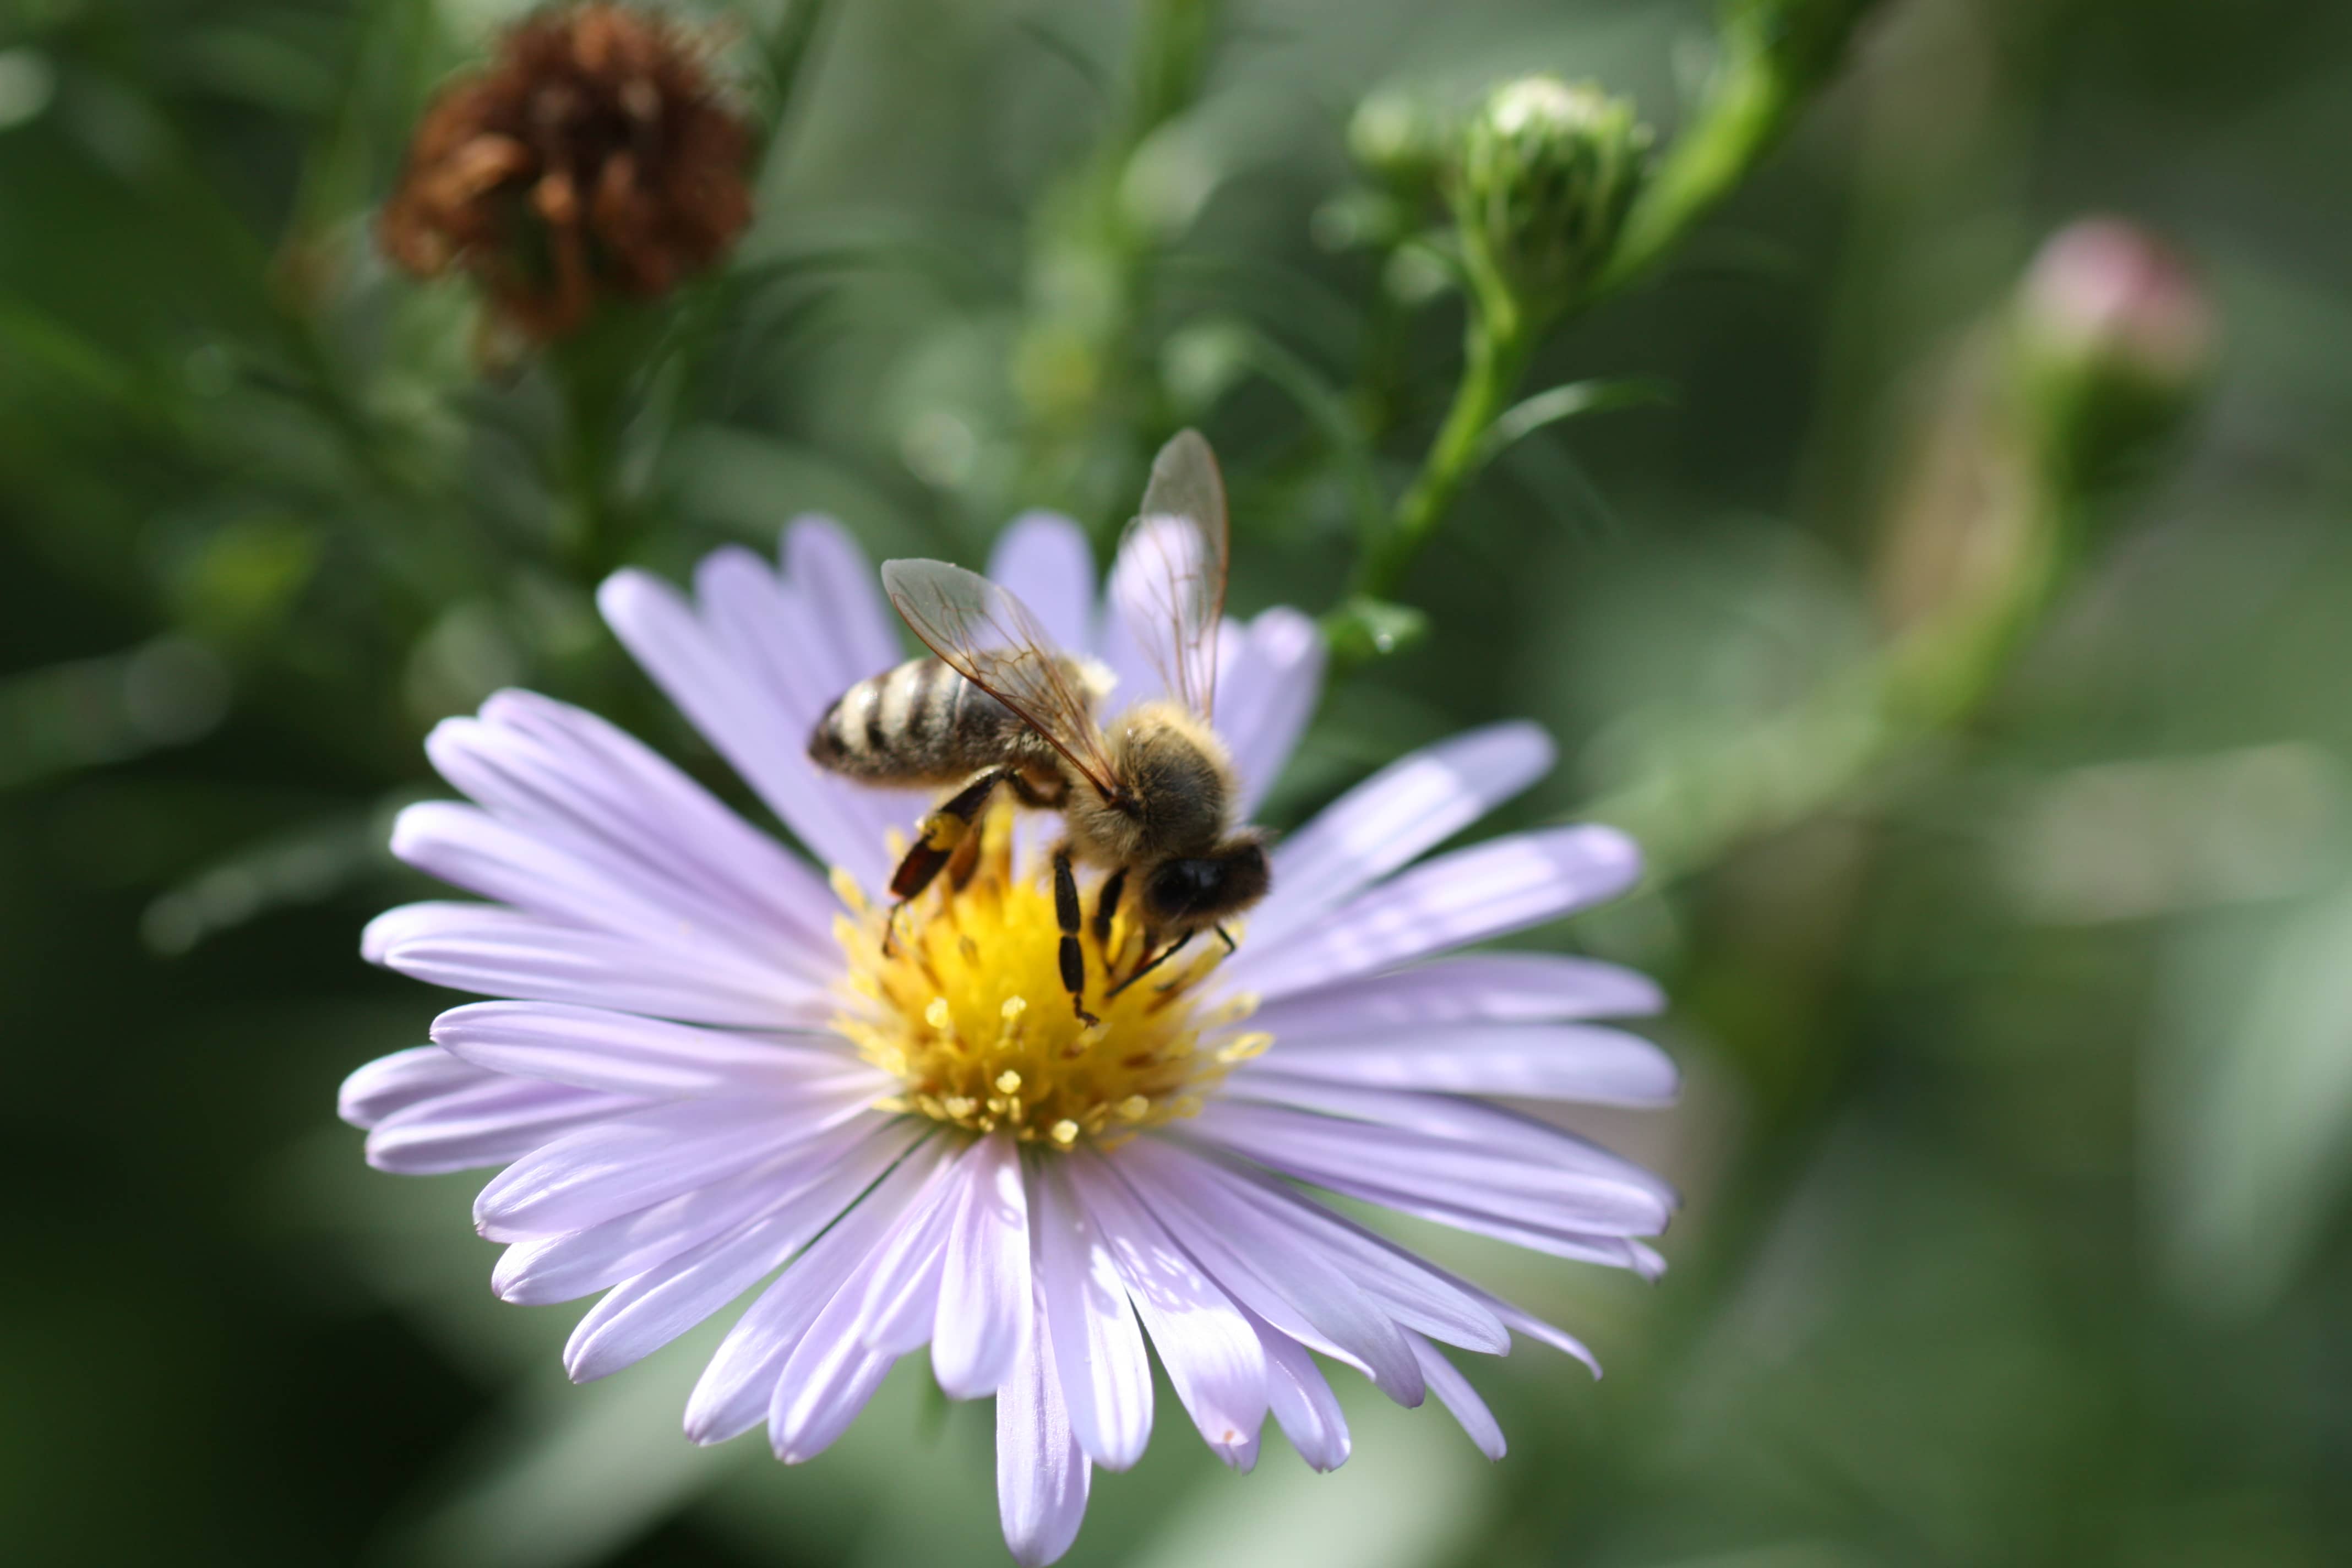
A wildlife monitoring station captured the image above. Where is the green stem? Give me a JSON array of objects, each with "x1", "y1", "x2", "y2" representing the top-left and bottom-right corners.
[
  {"x1": 1351, "y1": 298, "x2": 1536, "y2": 602},
  {"x1": 546, "y1": 330, "x2": 629, "y2": 581},
  {"x1": 1593, "y1": 34, "x2": 1795, "y2": 301}
]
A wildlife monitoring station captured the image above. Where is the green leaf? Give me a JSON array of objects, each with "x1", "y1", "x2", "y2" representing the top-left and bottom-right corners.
[
  {"x1": 2153, "y1": 872, "x2": 2352, "y2": 1318},
  {"x1": 1474, "y1": 375, "x2": 1675, "y2": 469},
  {"x1": 139, "y1": 797, "x2": 411, "y2": 956},
  {"x1": 1321, "y1": 595, "x2": 1431, "y2": 662}
]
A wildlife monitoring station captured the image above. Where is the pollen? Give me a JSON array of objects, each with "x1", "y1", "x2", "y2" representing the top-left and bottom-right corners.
[{"x1": 832, "y1": 806, "x2": 1261, "y2": 1147}]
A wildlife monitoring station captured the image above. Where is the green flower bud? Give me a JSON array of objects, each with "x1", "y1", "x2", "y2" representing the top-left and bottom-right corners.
[
  {"x1": 1347, "y1": 89, "x2": 1449, "y2": 204},
  {"x1": 2010, "y1": 217, "x2": 2215, "y2": 497},
  {"x1": 1451, "y1": 76, "x2": 1651, "y2": 325}
]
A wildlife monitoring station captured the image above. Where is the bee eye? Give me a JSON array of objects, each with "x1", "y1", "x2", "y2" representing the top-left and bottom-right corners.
[
  {"x1": 1143, "y1": 858, "x2": 1223, "y2": 921},
  {"x1": 1142, "y1": 842, "x2": 1268, "y2": 924}
]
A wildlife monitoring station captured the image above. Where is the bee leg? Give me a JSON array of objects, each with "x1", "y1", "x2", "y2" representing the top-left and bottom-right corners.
[
  {"x1": 884, "y1": 767, "x2": 1009, "y2": 949},
  {"x1": 1107, "y1": 930, "x2": 1194, "y2": 1000},
  {"x1": 1212, "y1": 923, "x2": 1237, "y2": 955},
  {"x1": 1092, "y1": 867, "x2": 1127, "y2": 947},
  {"x1": 1053, "y1": 846, "x2": 1098, "y2": 1027},
  {"x1": 944, "y1": 820, "x2": 986, "y2": 891}
]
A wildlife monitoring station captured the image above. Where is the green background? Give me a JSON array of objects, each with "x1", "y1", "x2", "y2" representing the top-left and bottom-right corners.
[{"x1": 4, "y1": 1, "x2": 2351, "y2": 1564}]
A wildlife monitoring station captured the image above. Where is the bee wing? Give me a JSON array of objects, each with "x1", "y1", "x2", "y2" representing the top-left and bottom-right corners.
[
  {"x1": 1113, "y1": 429, "x2": 1231, "y2": 721},
  {"x1": 880, "y1": 558, "x2": 1125, "y2": 798}
]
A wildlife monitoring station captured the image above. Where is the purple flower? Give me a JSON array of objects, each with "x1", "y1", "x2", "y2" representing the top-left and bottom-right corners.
[{"x1": 341, "y1": 513, "x2": 1675, "y2": 1565}]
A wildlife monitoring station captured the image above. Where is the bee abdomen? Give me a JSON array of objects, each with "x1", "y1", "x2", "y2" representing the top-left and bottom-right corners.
[{"x1": 809, "y1": 657, "x2": 1011, "y2": 783}]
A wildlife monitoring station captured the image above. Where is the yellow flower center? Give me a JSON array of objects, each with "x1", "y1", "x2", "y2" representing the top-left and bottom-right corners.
[{"x1": 830, "y1": 807, "x2": 1266, "y2": 1147}]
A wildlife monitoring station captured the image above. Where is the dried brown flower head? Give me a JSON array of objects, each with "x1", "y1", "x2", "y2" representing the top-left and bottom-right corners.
[{"x1": 380, "y1": 3, "x2": 752, "y2": 341}]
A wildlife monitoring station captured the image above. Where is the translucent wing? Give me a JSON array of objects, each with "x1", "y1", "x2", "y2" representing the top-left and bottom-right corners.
[
  {"x1": 880, "y1": 558, "x2": 1124, "y2": 797},
  {"x1": 1113, "y1": 429, "x2": 1231, "y2": 720}
]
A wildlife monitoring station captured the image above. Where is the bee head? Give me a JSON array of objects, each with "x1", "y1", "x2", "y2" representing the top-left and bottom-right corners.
[{"x1": 1140, "y1": 833, "x2": 1270, "y2": 932}]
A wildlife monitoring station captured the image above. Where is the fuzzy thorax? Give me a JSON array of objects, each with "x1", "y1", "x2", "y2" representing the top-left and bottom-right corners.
[{"x1": 831, "y1": 808, "x2": 1265, "y2": 1146}]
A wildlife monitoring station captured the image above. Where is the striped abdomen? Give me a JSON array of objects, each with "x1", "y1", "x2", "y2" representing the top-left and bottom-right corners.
[{"x1": 808, "y1": 656, "x2": 1031, "y2": 785}]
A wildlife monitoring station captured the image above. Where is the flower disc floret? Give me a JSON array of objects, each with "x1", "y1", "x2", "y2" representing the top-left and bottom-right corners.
[{"x1": 831, "y1": 809, "x2": 1264, "y2": 1147}]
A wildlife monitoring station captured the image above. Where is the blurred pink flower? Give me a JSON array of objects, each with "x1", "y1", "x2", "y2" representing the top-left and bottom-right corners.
[{"x1": 2019, "y1": 216, "x2": 2215, "y2": 390}]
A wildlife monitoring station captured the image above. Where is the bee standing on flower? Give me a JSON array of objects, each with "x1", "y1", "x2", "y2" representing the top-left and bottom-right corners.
[{"x1": 809, "y1": 431, "x2": 1271, "y2": 1025}]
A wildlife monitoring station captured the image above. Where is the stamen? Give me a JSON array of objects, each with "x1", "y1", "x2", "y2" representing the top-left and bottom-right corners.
[
  {"x1": 1216, "y1": 1032, "x2": 1273, "y2": 1064},
  {"x1": 1204, "y1": 993, "x2": 1261, "y2": 1027}
]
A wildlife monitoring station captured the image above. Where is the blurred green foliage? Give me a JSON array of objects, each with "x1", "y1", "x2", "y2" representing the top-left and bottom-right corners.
[{"x1": 6, "y1": 1, "x2": 2352, "y2": 1566}]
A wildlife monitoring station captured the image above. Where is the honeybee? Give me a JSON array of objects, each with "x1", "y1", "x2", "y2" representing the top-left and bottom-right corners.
[{"x1": 808, "y1": 430, "x2": 1269, "y2": 1025}]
